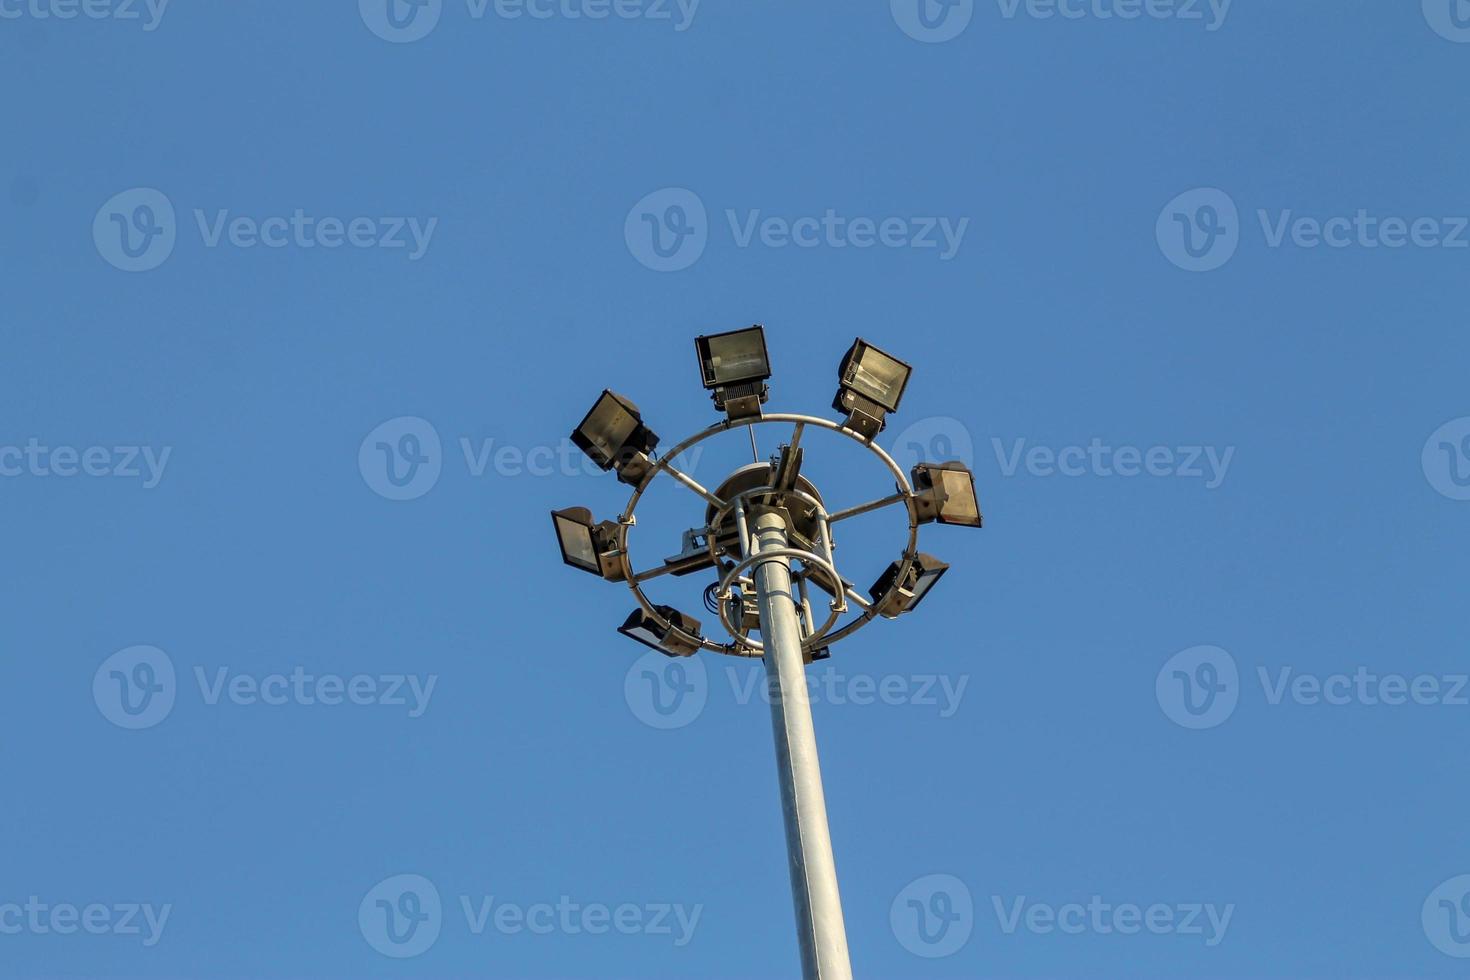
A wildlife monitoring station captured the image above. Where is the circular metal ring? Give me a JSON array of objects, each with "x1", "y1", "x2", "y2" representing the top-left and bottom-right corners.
[
  {"x1": 715, "y1": 546, "x2": 846, "y2": 653},
  {"x1": 614, "y1": 413, "x2": 923, "y2": 656}
]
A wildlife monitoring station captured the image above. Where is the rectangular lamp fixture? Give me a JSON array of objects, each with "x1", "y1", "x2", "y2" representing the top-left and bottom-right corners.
[
  {"x1": 911, "y1": 462, "x2": 983, "y2": 528},
  {"x1": 550, "y1": 507, "x2": 625, "y2": 581},
  {"x1": 618, "y1": 605, "x2": 702, "y2": 657},
  {"x1": 696, "y1": 325, "x2": 771, "y2": 388},
  {"x1": 570, "y1": 389, "x2": 659, "y2": 486},
  {"x1": 869, "y1": 553, "x2": 950, "y2": 618},
  {"x1": 836, "y1": 338, "x2": 911, "y2": 414},
  {"x1": 696, "y1": 326, "x2": 771, "y2": 420}
]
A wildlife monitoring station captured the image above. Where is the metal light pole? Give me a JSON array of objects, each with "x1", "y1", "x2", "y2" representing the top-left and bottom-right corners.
[
  {"x1": 749, "y1": 508, "x2": 852, "y2": 979},
  {"x1": 551, "y1": 327, "x2": 983, "y2": 980}
]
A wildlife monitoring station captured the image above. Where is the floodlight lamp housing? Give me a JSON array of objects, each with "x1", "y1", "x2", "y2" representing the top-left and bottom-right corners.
[
  {"x1": 911, "y1": 461, "x2": 983, "y2": 528},
  {"x1": 618, "y1": 605, "x2": 703, "y2": 657},
  {"x1": 550, "y1": 507, "x2": 625, "y2": 581},
  {"x1": 869, "y1": 554, "x2": 950, "y2": 619},
  {"x1": 570, "y1": 389, "x2": 659, "y2": 487},
  {"x1": 836, "y1": 338, "x2": 912, "y2": 414},
  {"x1": 697, "y1": 326, "x2": 772, "y2": 421},
  {"x1": 832, "y1": 388, "x2": 889, "y2": 440}
]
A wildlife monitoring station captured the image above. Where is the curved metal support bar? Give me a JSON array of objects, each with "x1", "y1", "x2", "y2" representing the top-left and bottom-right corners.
[
  {"x1": 613, "y1": 412, "x2": 926, "y2": 658},
  {"x1": 716, "y1": 546, "x2": 846, "y2": 653}
]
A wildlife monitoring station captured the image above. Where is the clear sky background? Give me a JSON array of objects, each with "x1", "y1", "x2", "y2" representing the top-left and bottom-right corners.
[{"x1": 4, "y1": 1, "x2": 1470, "y2": 977}]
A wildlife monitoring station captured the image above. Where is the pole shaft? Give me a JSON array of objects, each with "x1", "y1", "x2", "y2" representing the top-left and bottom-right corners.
[{"x1": 750, "y1": 509, "x2": 853, "y2": 980}]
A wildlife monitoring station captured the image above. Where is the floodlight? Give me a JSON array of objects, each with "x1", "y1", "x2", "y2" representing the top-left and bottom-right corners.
[
  {"x1": 570, "y1": 389, "x2": 659, "y2": 486},
  {"x1": 696, "y1": 325, "x2": 771, "y2": 420},
  {"x1": 550, "y1": 507, "x2": 625, "y2": 581},
  {"x1": 869, "y1": 553, "x2": 950, "y2": 619},
  {"x1": 911, "y1": 462, "x2": 983, "y2": 528},
  {"x1": 618, "y1": 605, "x2": 702, "y2": 657},
  {"x1": 836, "y1": 338, "x2": 911, "y2": 411}
]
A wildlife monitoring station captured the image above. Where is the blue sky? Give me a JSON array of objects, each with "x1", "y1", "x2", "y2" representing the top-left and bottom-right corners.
[{"x1": 4, "y1": 1, "x2": 1470, "y2": 977}]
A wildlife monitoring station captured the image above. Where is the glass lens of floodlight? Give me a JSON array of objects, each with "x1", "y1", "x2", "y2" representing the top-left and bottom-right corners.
[
  {"x1": 554, "y1": 512, "x2": 599, "y2": 572},
  {"x1": 622, "y1": 622, "x2": 664, "y2": 649},
  {"x1": 936, "y1": 468, "x2": 982, "y2": 526},
  {"x1": 702, "y1": 329, "x2": 769, "y2": 386},
  {"x1": 846, "y1": 344, "x2": 909, "y2": 412},
  {"x1": 581, "y1": 394, "x2": 638, "y2": 463},
  {"x1": 909, "y1": 564, "x2": 947, "y2": 608}
]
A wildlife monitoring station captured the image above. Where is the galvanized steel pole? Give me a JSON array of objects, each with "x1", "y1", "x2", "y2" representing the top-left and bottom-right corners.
[{"x1": 750, "y1": 508, "x2": 853, "y2": 980}]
